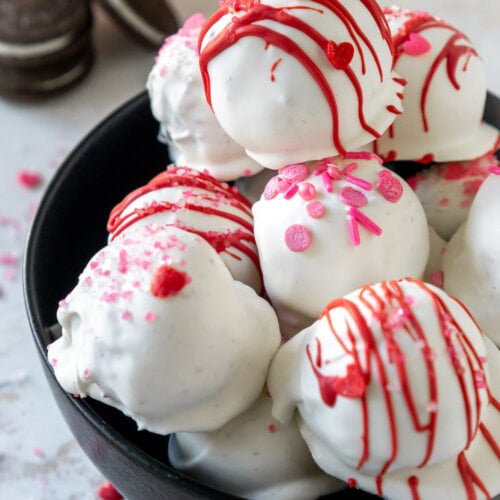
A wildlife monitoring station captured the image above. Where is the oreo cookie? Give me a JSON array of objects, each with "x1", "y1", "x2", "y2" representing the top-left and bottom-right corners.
[
  {"x1": 0, "y1": 0, "x2": 94, "y2": 96},
  {"x1": 97, "y1": 0, "x2": 178, "y2": 48}
]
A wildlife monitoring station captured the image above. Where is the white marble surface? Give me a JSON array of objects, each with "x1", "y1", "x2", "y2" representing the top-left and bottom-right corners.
[{"x1": 0, "y1": 1, "x2": 497, "y2": 499}]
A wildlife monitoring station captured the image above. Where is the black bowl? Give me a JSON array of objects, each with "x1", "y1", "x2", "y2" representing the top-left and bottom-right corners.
[{"x1": 24, "y1": 91, "x2": 500, "y2": 500}]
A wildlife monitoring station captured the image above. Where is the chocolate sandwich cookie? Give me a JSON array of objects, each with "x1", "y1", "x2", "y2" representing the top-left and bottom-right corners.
[
  {"x1": 0, "y1": 0, "x2": 93, "y2": 96},
  {"x1": 97, "y1": 0, "x2": 178, "y2": 48}
]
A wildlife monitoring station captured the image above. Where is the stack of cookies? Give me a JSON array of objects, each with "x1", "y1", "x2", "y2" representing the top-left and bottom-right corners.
[{"x1": 0, "y1": 0, "x2": 178, "y2": 97}]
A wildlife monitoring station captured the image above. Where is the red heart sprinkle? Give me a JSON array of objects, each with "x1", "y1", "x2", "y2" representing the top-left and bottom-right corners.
[{"x1": 327, "y1": 41, "x2": 354, "y2": 70}]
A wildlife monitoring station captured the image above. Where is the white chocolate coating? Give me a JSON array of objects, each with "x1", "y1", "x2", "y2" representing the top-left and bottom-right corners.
[
  {"x1": 423, "y1": 226, "x2": 446, "y2": 288},
  {"x1": 407, "y1": 153, "x2": 498, "y2": 240},
  {"x1": 107, "y1": 166, "x2": 263, "y2": 294},
  {"x1": 169, "y1": 391, "x2": 345, "y2": 500},
  {"x1": 268, "y1": 278, "x2": 500, "y2": 500},
  {"x1": 369, "y1": 7, "x2": 499, "y2": 163},
  {"x1": 146, "y1": 14, "x2": 263, "y2": 181},
  {"x1": 49, "y1": 225, "x2": 280, "y2": 434},
  {"x1": 442, "y1": 171, "x2": 500, "y2": 346},
  {"x1": 252, "y1": 154, "x2": 429, "y2": 334},
  {"x1": 199, "y1": 0, "x2": 404, "y2": 169}
]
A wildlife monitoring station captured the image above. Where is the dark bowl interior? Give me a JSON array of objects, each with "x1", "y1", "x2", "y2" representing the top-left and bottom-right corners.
[{"x1": 24, "y1": 91, "x2": 500, "y2": 500}]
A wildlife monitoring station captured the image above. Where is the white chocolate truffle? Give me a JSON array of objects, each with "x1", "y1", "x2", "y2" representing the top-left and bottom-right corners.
[
  {"x1": 369, "y1": 7, "x2": 499, "y2": 163},
  {"x1": 407, "y1": 153, "x2": 498, "y2": 240},
  {"x1": 169, "y1": 391, "x2": 345, "y2": 500},
  {"x1": 146, "y1": 14, "x2": 263, "y2": 181},
  {"x1": 107, "y1": 166, "x2": 263, "y2": 294},
  {"x1": 442, "y1": 169, "x2": 500, "y2": 346},
  {"x1": 199, "y1": 0, "x2": 405, "y2": 169},
  {"x1": 49, "y1": 225, "x2": 281, "y2": 435},
  {"x1": 268, "y1": 278, "x2": 500, "y2": 500},
  {"x1": 252, "y1": 154, "x2": 429, "y2": 334}
]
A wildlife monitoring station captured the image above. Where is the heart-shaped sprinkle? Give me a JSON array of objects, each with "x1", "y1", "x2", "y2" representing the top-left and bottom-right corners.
[
  {"x1": 327, "y1": 41, "x2": 354, "y2": 70},
  {"x1": 402, "y1": 33, "x2": 431, "y2": 56}
]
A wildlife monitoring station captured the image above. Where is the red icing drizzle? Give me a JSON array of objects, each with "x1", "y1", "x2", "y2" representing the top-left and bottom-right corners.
[
  {"x1": 306, "y1": 278, "x2": 489, "y2": 497},
  {"x1": 199, "y1": 1, "x2": 394, "y2": 155},
  {"x1": 107, "y1": 167, "x2": 263, "y2": 292}
]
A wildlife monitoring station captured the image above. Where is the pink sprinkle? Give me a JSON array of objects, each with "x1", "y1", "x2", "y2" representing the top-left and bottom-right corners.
[
  {"x1": 122, "y1": 310, "x2": 132, "y2": 321},
  {"x1": 268, "y1": 424, "x2": 277, "y2": 433},
  {"x1": 474, "y1": 370, "x2": 487, "y2": 389},
  {"x1": 403, "y1": 32, "x2": 431, "y2": 56},
  {"x1": 459, "y1": 199, "x2": 472, "y2": 209},
  {"x1": 298, "y1": 182, "x2": 316, "y2": 200},
  {"x1": 344, "y1": 174, "x2": 373, "y2": 191},
  {"x1": 50, "y1": 358, "x2": 58, "y2": 367},
  {"x1": 343, "y1": 151, "x2": 383, "y2": 165},
  {"x1": 348, "y1": 207, "x2": 382, "y2": 236},
  {"x1": 313, "y1": 163, "x2": 328, "y2": 176},
  {"x1": 284, "y1": 224, "x2": 312, "y2": 252},
  {"x1": 264, "y1": 177, "x2": 280, "y2": 200},
  {"x1": 342, "y1": 162, "x2": 358, "y2": 175},
  {"x1": 439, "y1": 198, "x2": 450, "y2": 207},
  {"x1": 376, "y1": 172, "x2": 403, "y2": 202},
  {"x1": 83, "y1": 369, "x2": 90, "y2": 379},
  {"x1": 17, "y1": 170, "x2": 42, "y2": 189},
  {"x1": 347, "y1": 214, "x2": 360, "y2": 246},
  {"x1": 33, "y1": 448, "x2": 44, "y2": 458},
  {"x1": 327, "y1": 165, "x2": 342, "y2": 180},
  {"x1": 145, "y1": 311, "x2": 156, "y2": 323},
  {"x1": 306, "y1": 200, "x2": 325, "y2": 218},
  {"x1": 5, "y1": 269, "x2": 15, "y2": 281},
  {"x1": 243, "y1": 169, "x2": 252, "y2": 176},
  {"x1": 431, "y1": 271, "x2": 444, "y2": 288},
  {"x1": 100, "y1": 292, "x2": 119, "y2": 303},
  {"x1": 283, "y1": 183, "x2": 299, "y2": 199},
  {"x1": 339, "y1": 186, "x2": 367, "y2": 207},
  {"x1": 82, "y1": 276, "x2": 93, "y2": 287},
  {"x1": 427, "y1": 400, "x2": 438, "y2": 413},
  {"x1": 121, "y1": 290, "x2": 133, "y2": 300},
  {"x1": 321, "y1": 172, "x2": 333, "y2": 192},
  {"x1": 0, "y1": 252, "x2": 17, "y2": 266},
  {"x1": 279, "y1": 163, "x2": 309, "y2": 183}
]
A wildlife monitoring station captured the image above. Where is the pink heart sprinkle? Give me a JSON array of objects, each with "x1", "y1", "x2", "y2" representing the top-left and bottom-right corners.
[
  {"x1": 284, "y1": 224, "x2": 312, "y2": 252},
  {"x1": 403, "y1": 33, "x2": 431, "y2": 56}
]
